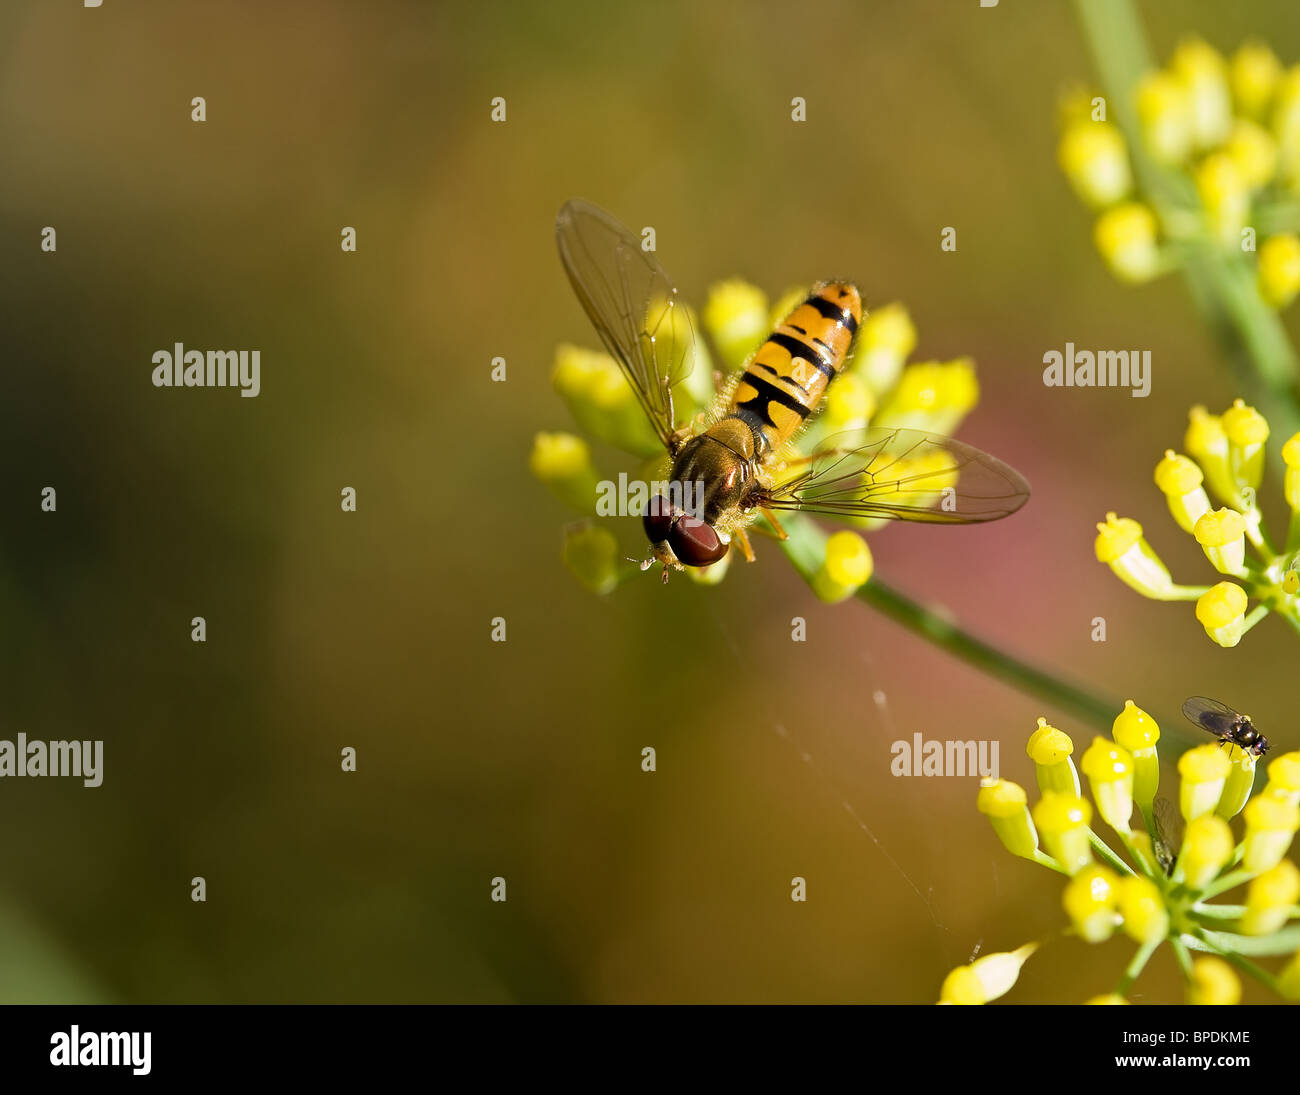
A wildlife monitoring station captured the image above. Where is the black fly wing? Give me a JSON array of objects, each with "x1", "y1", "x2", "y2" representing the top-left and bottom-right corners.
[
  {"x1": 760, "y1": 427, "x2": 1031, "y2": 524},
  {"x1": 556, "y1": 199, "x2": 696, "y2": 450},
  {"x1": 1182, "y1": 697, "x2": 1241, "y2": 737},
  {"x1": 1152, "y1": 795, "x2": 1185, "y2": 877}
]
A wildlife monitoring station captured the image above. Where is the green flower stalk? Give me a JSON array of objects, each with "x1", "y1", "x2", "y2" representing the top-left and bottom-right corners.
[
  {"x1": 951, "y1": 699, "x2": 1300, "y2": 1004},
  {"x1": 1098, "y1": 400, "x2": 1300, "y2": 645}
]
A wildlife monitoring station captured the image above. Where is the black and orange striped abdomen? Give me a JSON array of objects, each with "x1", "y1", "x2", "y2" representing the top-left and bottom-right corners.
[{"x1": 726, "y1": 282, "x2": 861, "y2": 454}]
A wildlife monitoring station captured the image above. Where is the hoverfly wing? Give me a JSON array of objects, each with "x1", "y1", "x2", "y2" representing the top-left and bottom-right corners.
[
  {"x1": 555, "y1": 199, "x2": 696, "y2": 450},
  {"x1": 1182, "y1": 696, "x2": 1240, "y2": 736},
  {"x1": 760, "y1": 427, "x2": 1031, "y2": 524}
]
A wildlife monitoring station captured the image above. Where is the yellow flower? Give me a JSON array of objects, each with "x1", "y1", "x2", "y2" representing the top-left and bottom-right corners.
[
  {"x1": 855, "y1": 302, "x2": 916, "y2": 396},
  {"x1": 1027, "y1": 718, "x2": 1080, "y2": 796},
  {"x1": 1081, "y1": 737, "x2": 1135, "y2": 834},
  {"x1": 938, "y1": 943, "x2": 1037, "y2": 1005},
  {"x1": 1181, "y1": 813, "x2": 1234, "y2": 890},
  {"x1": 1112, "y1": 700, "x2": 1160, "y2": 808},
  {"x1": 1193, "y1": 153, "x2": 1249, "y2": 248},
  {"x1": 1274, "y1": 66, "x2": 1300, "y2": 188},
  {"x1": 703, "y1": 279, "x2": 769, "y2": 372},
  {"x1": 1241, "y1": 793, "x2": 1300, "y2": 873},
  {"x1": 1283, "y1": 434, "x2": 1300, "y2": 511},
  {"x1": 1229, "y1": 41, "x2": 1283, "y2": 119},
  {"x1": 977, "y1": 778, "x2": 1039, "y2": 860},
  {"x1": 1192, "y1": 508, "x2": 1247, "y2": 575},
  {"x1": 1094, "y1": 513, "x2": 1177, "y2": 599},
  {"x1": 1195, "y1": 582, "x2": 1249, "y2": 647},
  {"x1": 552, "y1": 343, "x2": 663, "y2": 457},
  {"x1": 821, "y1": 372, "x2": 875, "y2": 433},
  {"x1": 1221, "y1": 398, "x2": 1270, "y2": 490},
  {"x1": 873, "y1": 359, "x2": 979, "y2": 437},
  {"x1": 1263, "y1": 751, "x2": 1300, "y2": 807},
  {"x1": 1171, "y1": 37, "x2": 1233, "y2": 150},
  {"x1": 1032, "y1": 791, "x2": 1093, "y2": 875},
  {"x1": 1084, "y1": 993, "x2": 1129, "y2": 1005},
  {"x1": 1223, "y1": 119, "x2": 1278, "y2": 189},
  {"x1": 1058, "y1": 120, "x2": 1132, "y2": 207},
  {"x1": 1116, "y1": 875, "x2": 1169, "y2": 944},
  {"x1": 1280, "y1": 947, "x2": 1300, "y2": 1000},
  {"x1": 1094, "y1": 202, "x2": 1161, "y2": 282},
  {"x1": 1185, "y1": 405, "x2": 1237, "y2": 506},
  {"x1": 811, "y1": 530, "x2": 874, "y2": 603},
  {"x1": 1241, "y1": 860, "x2": 1300, "y2": 936},
  {"x1": 1063, "y1": 865, "x2": 1120, "y2": 943},
  {"x1": 1179, "y1": 743, "x2": 1231, "y2": 822},
  {"x1": 1188, "y1": 956, "x2": 1241, "y2": 1005},
  {"x1": 1137, "y1": 70, "x2": 1193, "y2": 164},
  {"x1": 1259, "y1": 234, "x2": 1300, "y2": 310},
  {"x1": 1154, "y1": 450, "x2": 1212, "y2": 533},
  {"x1": 1216, "y1": 744, "x2": 1258, "y2": 820},
  {"x1": 531, "y1": 431, "x2": 600, "y2": 512},
  {"x1": 561, "y1": 524, "x2": 620, "y2": 595}
]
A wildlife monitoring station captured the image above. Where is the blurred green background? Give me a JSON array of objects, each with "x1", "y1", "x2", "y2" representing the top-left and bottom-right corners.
[{"x1": 0, "y1": 0, "x2": 1297, "y2": 1003}]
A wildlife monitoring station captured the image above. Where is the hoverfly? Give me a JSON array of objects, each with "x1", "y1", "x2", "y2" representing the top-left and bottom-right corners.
[
  {"x1": 1182, "y1": 696, "x2": 1269, "y2": 757},
  {"x1": 555, "y1": 199, "x2": 1031, "y2": 580}
]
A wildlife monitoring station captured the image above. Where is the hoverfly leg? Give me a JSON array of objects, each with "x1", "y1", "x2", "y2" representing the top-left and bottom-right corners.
[
  {"x1": 661, "y1": 565, "x2": 671, "y2": 585},
  {"x1": 758, "y1": 507, "x2": 789, "y2": 542},
  {"x1": 733, "y1": 528, "x2": 757, "y2": 563}
]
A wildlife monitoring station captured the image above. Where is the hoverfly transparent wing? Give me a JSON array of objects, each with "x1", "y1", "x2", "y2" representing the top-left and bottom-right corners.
[
  {"x1": 555, "y1": 199, "x2": 697, "y2": 451},
  {"x1": 1182, "y1": 696, "x2": 1240, "y2": 737},
  {"x1": 1152, "y1": 795, "x2": 1185, "y2": 877},
  {"x1": 759, "y1": 427, "x2": 1030, "y2": 524}
]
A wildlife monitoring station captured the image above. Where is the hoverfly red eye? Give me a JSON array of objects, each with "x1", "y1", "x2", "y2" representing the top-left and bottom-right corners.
[
  {"x1": 643, "y1": 493, "x2": 676, "y2": 545},
  {"x1": 668, "y1": 516, "x2": 728, "y2": 567}
]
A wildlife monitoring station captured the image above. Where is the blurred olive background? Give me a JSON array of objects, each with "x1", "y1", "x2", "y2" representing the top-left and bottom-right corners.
[{"x1": 0, "y1": 0, "x2": 1297, "y2": 1004}]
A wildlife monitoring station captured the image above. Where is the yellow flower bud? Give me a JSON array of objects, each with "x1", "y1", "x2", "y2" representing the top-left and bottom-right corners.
[
  {"x1": 1112, "y1": 700, "x2": 1160, "y2": 808},
  {"x1": 1171, "y1": 37, "x2": 1232, "y2": 150},
  {"x1": 1179, "y1": 743, "x2": 1231, "y2": 822},
  {"x1": 560, "y1": 524, "x2": 620, "y2": 595},
  {"x1": 1063, "y1": 865, "x2": 1120, "y2": 943},
  {"x1": 1181, "y1": 813, "x2": 1234, "y2": 890},
  {"x1": 1221, "y1": 398, "x2": 1270, "y2": 492},
  {"x1": 685, "y1": 549, "x2": 731, "y2": 587},
  {"x1": 1274, "y1": 66, "x2": 1300, "y2": 188},
  {"x1": 1230, "y1": 41, "x2": 1282, "y2": 119},
  {"x1": 531, "y1": 431, "x2": 601, "y2": 512},
  {"x1": 703, "y1": 279, "x2": 769, "y2": 372},
  {"x1": 1116, "y1": 875, "x2": 1169, "y2": 944},
  {"x1": 1259, "y1": 233, "x2": 1300, "y2": 310},
  {"x1": 811, "y1": 530, "x2": 874, "y2": 603},
  {"x1": 1280, "y1": 947, "x2": 1300, "y2": 1001},
  {"x1": 768, "y1": 286, "x2": 808, "y2": 332},
  {"x1": 1154, "y1": 450, "x2": 1212, "y2": 533},
  {"x1": 1095, "y1": 513, "x2": 1177, "y2": 599},
  {"x1": 1264, "y1": 751, "x2": 1300, "y2": 807},
  {"x1": 1033, "y1": 791, "x2": 1093, "y2": 875},
  {"x1": 977, "y1": 778, "x2": 1039, "y2": 860},
  {"x1": 1188, "y1": 956, "x2": 1241, "y2": 1005},
  {"x1": 1192, "y1": 508, "x2": 1247, "y2": 574},
  {"x1": 821, "y1": 372, "x2": 875, "y2": 433},
  {"x1": 1283, "y1": 433, "x2": 1300, "y2": 511},
  {"x1": 1058, "y1": 119, "x2": 1132, "y2": 207},
  {"x1": 1193, "y1": 152, "x2": 1249, "y2": 248},
  {"x1": 1242, "y1": 793, "x2": 1300, "y2": 873},
  {"x1": 1223, "y1": 119, "x2": 1278, "y2": 189},
  {"x1": 1084, "y1": 993, "x2": 1130, "y2": 1005},
  {"x1": 1195, "y1": 582, "x2": 1249, "y2": 647},
  {"x1": 1094, "y1": 202, "x2": 1160, "y2": 282},
  {"x1": 1081, "y1": 737, "x2": 1135, "y2": 834},
  {"x1": 1137, "y1": 70, "x2": 1193, "y2": 164},
  {"x1": 855, "y1": 302, "x2": 916, "y2": 396},
  {"x1": 1027, "y1": 717, "x2": 1080, "y2": 796},
  {"x1": 1241, "y1": 859, "x2": 1300, "y2": 936},
  {"x1": 1216, "y1": 744, "x2": 1258, "y2": 820},
  {"x1": 938, "y1": 943, "x2": 1037, "y2": 1005},
  {"x1": 552, "y1": 343, "x2": 663, "y2": 457}
]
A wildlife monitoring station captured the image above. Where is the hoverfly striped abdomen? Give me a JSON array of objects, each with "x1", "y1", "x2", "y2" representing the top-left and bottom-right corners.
[{"x1": 728, "y1": 282, "x2": 862, "y2": 456}]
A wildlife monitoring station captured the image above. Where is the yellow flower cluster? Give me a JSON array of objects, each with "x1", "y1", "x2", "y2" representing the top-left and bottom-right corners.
[
  {"x1": 1095, "y1": 399, "x2": 1300, "y2": 646},
  {"x1": 940, "y1": 700, "x2": 1300, "y2": 1004},
  {"x1": 1059, "y1": 36, "x2": 1300, "y2": 306}
]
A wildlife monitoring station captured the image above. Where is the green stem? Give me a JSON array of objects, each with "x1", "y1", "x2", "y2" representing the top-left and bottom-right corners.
[
  {"x1": 1116, "y1": 937, "x2": 1162, "y2": 995},
  {"x1": 1170, "y1": 936, "x2": 1194, "y2": 980},
  {"x1": 1199, "y1": 869, "x2": 1256, "y2": 900},
  {"x1": 1033, "y1": 849, "x2": 1068, "y2": 874},
  {"x1": 1090, "y1": 828, "x2": 1137, "y2": 876}
]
